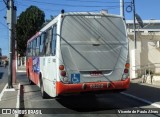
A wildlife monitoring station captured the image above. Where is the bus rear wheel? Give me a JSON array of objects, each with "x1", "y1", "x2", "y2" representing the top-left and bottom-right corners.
[
  {"x1": 40, "y1": 78, "x2": 48, "y2": 99},
  {"x1": 28, "y1": 72, "x2": 34, "y2": 85}
]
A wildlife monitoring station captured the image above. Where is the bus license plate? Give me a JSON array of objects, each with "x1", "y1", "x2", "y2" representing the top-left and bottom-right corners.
[
  {"x1": 90, "y1": 71, "x2": 102, "y2": 77},
  {"x1": 90, "y1": 84, "x2": 104, "y2": 89}
]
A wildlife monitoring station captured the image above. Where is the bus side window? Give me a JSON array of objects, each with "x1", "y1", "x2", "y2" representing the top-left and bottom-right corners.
[
  {"x1": 28, "y1": 42, "x2": 32, "y2": 56},
  {"x1": 46, "y1": 28, "x2": 53, "y2": 56},
  {"x1": 32, "y1": 39, "x2": 37, "y2": 56},
  {"x1": 52, "y1": 25, "x2": 57, "y2": 56},
  {"x1": 27, "y1": 43, "x2": 29, "y2": 56},
  {"x1": 30, "y1": 41, "x2": 33, "y2": 56},
  {"x1": 36, "y1": 36, "x2": 40, "y2": 56},
  {"x1": 40, "y1": 33, "x2": 46, "y2": 56}
]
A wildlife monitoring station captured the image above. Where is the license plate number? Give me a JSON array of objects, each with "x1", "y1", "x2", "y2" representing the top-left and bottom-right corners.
[{"x1": 90, "y1": 84, "x2": 104, "y2": 89}]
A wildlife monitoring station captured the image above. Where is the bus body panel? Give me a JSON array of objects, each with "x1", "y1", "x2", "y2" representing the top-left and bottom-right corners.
[
  {"x1": 26, "y1": 57, "x2": 40, "y2": 85},
  {"x1": 39, "y1": 56, "x2": 57, "y2": 97},
  {"x1": 39, "y1": 18, "x2": 61, "y2": 97},
  {"x1": 56, "y1": 78, "x2": 130, "y2": 95},
  {"x1": 60, "y1": 14, "x2": 128, "y2": 84}
]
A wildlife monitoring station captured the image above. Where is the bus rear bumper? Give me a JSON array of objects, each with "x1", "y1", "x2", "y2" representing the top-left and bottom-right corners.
[{"x1": 56, "y1": 78, "x2": 130, "y2": 96}]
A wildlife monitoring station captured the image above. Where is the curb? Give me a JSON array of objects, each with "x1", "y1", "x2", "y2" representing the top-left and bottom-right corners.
[
  {"x1": 15, "y1": 83, "x2": 21, "y2": 117},
  {"x1": 0, "y1": 84, "x2": 8, "y2": 101},
  {"x1": 17, "y1": 70, "x2": 26, "y2": 73}
]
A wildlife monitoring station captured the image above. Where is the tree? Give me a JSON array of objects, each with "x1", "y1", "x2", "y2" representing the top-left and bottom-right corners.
[{"x1": 16, "y1": 5, "x2": 45, "y2": 56}]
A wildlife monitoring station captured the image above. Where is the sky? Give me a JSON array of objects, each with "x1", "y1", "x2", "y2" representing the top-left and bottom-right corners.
[{"x1": 0, "y1": 0, "x2": 160, "y2": 56}]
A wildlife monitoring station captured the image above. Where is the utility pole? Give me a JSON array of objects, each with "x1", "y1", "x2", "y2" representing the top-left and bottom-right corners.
[
  {"x1": 132, "y1": 0, "x2": 137, "y2": 49},
  {"x1": 12, "y1": 5, "x2": 17, "y2": 84},
  {"x1": 8, "y1": 0, "x2": 14, "y2": 88},
  {"x1": 3, "y1": 0, "x2": 17, "y2": 88},
  {"x1": 5, "y1": 0, "x2": 16, "y2": 88},
  {"x1": 120, "y1": 0, "x2": 125, "y2": 18}
]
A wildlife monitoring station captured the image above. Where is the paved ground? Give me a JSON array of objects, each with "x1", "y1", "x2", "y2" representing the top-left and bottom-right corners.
[
  {"x1": 123, "y1": 81, "x2": 160, "y2": 106},
  {"x1": 0, "y1": 66, "x2": 160, "y2": 117},
  {"x1": 0, "y1": 66, "x2": 21, "y2": 117}
]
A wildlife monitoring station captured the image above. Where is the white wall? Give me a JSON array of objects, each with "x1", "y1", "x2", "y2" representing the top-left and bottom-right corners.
[{"x1": 128, "y1": 33, "x2": 160, "y2": 78}]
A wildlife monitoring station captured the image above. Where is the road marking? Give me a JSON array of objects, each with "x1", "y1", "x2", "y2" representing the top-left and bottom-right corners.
[
  {"x1": 121, "y1": 92, "x2": 160, "y2": 108},
  {"x1": 5, "y1": 88, "x2": 15, "y2": 91},
  {"x1": 15, "y1": 83, "x2": 20, "y2": 117},
  {"x1": 0, "y1": 84, "x2": 8, "y2": 101}
]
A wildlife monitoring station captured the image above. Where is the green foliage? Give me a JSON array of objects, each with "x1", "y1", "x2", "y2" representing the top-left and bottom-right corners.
[{"x1": 16, "y1": 5, "x2": 45, "y2": 56}]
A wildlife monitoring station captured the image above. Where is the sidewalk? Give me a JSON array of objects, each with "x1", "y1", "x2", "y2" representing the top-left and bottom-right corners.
[
  {"x1": 0, "y1": 83, "x2": 20, "y2": 117},
  {"x1": 17, "y1": 65, "x2": 26, "y2": 72},
  {"x1": 0, "y1": 66, "x2": 24, "y2": 117}
]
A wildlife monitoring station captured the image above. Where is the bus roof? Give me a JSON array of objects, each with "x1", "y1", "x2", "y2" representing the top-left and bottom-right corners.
[
  {"x1": 27, "y1": 32, "x2": 40, "y2": 43},
  {"x1": 40, "y1": 12, "x2": 123, "y2": 32},
  {"x1": 63, "y1": 12, "x2": 122, "y2": 18},
  {"x1": 27, "y1": 12, "x2": 123, "y2": 44}
]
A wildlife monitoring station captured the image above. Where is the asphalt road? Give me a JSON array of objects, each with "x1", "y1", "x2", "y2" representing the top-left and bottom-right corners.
[{"x1": 16, "y1": 72, "x2": 160, "y2": 117}]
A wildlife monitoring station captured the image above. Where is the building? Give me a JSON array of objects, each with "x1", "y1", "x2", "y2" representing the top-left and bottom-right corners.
[
  {"x1": 126, "y1": 20, "x2": 160, "y2": 79},
  {"x1": 0, "y1": 56, "x2": 8, "y2": 67}
]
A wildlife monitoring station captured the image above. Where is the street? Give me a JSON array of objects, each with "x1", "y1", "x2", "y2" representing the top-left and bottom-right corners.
[
  {"x1": 0, "y1": 67, "x2": 160, "y2": 117},
  {"x1": 16, "y1": 71, "x2": 159, "y2": 117}
]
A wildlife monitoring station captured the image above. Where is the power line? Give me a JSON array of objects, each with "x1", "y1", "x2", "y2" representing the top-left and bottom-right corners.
[
  {"x1": 17, "y1": 1, "x2": 118, "y2": 14},
  {"x1": 16, "y1": 2, "x2": 61, "y2": 12},
  {"x1": 0, "y1": 21, "x2": 8, "y2": 29},
  {"x1": 22, "y1": 0, "x2": 120, "y2": 8},
  {"x1": 3, "y1": 0, "x2": 9, "y2": 9},
  {"x1": 64, "y1": 0, "x2": 121, "y2": 4}
]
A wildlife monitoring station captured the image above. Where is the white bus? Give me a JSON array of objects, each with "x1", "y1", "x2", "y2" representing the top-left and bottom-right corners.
[{"x1": 26, "y1": 11, "x2": 130, "y2": 98}]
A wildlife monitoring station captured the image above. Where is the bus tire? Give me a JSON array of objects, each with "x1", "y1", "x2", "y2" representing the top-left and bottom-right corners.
[
  {"x1": 28, "y1": 71, "x2": 34, "y2": 85},
  {"x1": 40, "y1": 78, "x2": 48, "y2": 99}
]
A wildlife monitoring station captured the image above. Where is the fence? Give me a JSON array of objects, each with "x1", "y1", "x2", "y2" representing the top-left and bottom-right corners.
[
  {"x1": 18, "y1": 56, "x2": 26, "y2": 66},
  {"x1": 133, "y1": 63, "x2": 160, "y2": 83}
]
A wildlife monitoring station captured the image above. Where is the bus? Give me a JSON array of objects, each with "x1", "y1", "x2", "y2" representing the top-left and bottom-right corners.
[{"x1": 26, "y1": 11, "x2": 130, "y2": 98}]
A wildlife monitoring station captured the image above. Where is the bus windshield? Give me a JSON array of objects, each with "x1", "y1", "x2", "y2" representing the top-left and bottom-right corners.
[{"x1": 61, "y1": 15, "x2": 128, "y2": 72}]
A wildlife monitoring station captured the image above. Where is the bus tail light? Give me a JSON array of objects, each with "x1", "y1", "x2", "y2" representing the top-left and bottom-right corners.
[
  {"x1": 125, "y1": 63, "x2": 130, "y2": 69},
  {"x1": 122, "y1": 63, "x2": 130, "y2": 80},
  {"x1": 124, "y1": 69, "x2": 129, "y2": 73},
  {"x1": 59, "y1": 64, "x2": 69, "y2": 83},
  {"x1": 59, "y1": 65, "x2": 66, "y2": 77},
  {"x1": 61, "y1": 71, "x2": 66, "y2": 77},
  {"x1": 59, "y1": 65, "x2": 64, "y2": 70},
  {"x1": 124, "y1": 63, "x2": 130, "y2": 74}
]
